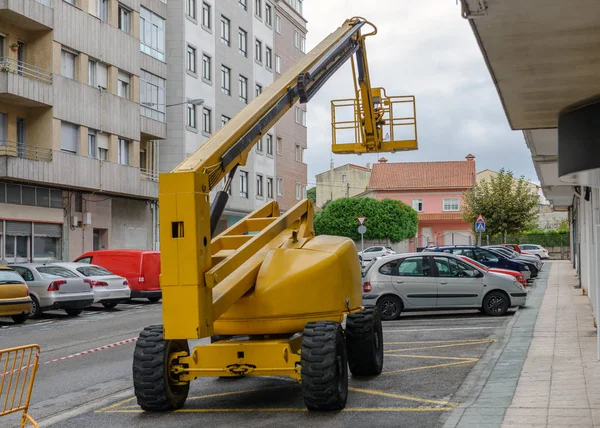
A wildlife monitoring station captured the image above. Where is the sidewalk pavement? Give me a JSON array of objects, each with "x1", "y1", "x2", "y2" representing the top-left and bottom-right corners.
[{"x1": 443, "y1": 260, "x2": 600, "y2": 428}]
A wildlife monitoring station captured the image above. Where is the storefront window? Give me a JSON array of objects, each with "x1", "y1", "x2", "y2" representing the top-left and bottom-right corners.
[{"x1": 34, "y1": 237, "x2": 61, "y2": 260}]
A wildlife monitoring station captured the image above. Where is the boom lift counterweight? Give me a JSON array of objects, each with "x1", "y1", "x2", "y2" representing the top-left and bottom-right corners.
[{"x1": 132, "y1": 17, "x2": 418, "y2": 412}]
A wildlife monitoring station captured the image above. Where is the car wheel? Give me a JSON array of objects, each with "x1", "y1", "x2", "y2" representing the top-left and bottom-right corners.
[
  {"x1": 11, "y1": 313, "x2": 28, "y2": 324},
  {"x1": 65, "y1": 308, "x2": 83, "y2": 316},
  {"x1": 346, "y1": 306, "x2": 384, "y2": 376},
  {"x1": 148, "y1": 297, "x2": 161, "y2": 303},
  {"x1": 29, "y1": 296, "x2": 42, "y2": 319},
  {"x1": 377, "y1": 295, "x2": 403, "y2": 321},
  {"x1": 482, "y1": 291, "x2": 509, "y2": 316},
  {"x1": 102, "y1": 301, "x2": 119, "y2": 309}
]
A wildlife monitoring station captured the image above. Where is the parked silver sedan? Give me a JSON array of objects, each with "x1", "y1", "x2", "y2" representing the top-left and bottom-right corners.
[
  {"x1": 10, "y1": 264, "x2": 95, "y2": 318},
  {"x1": 52, "y1": 263, "x2": 131, "y2": 309}
]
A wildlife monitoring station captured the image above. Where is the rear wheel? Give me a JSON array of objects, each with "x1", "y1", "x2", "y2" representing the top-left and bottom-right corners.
[
  {"x1": 11, "y1": 313, "x2": 28, "y2": 324},
  {"x1": 482, "y1": 291, "x2": 509, "y2": 316},
  {"x1": 377, "y1": 295, "x2": 403, "y2": 321},
  {"x1": 133, "y1": 325, "x2": 190, "y2": 411},
  {"x1": 101, "y1": 301, "x2": 119, "y2": 309},
  {"x1": 65, "y1": 308, "x2": 83, "y2": 316},
  {"x1": 346, "y1": 307, "x2": 384, "y2": 376},
  {"x1": 301, "y1": 321, "x2": 348, "y2": 411},
  {"x1": 148, "y1": 297, "x2": 161, "y2": 303},
  {"x1": 29, "y1": 296, "x2": 42, "y2": 319}
]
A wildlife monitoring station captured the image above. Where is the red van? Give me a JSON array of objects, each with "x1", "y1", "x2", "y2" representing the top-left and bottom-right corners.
[{"x1": 74, "y1": 250, "x2": 161, "y2": 302}]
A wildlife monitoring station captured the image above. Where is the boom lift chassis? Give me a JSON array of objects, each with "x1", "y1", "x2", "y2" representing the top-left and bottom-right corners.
[{"x1": 132, "y1": 17, "x2": 417, "y2": 412}]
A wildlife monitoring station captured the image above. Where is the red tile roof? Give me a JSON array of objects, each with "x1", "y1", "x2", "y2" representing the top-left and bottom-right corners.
[
  {"x1": 418, "y1": 213, "x2": 464, "y2": 221},
  {"x1": 368, "y1": 160, "x2": 476, "y2": 190}
]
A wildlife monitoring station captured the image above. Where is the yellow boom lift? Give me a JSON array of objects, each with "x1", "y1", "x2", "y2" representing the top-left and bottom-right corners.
[{"x1": 132, "y1": 17, "x2": 418, "y2": 411}]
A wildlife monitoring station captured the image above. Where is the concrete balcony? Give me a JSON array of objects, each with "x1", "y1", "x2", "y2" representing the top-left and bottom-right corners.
[
  {"x1": 141, "y1": 115, "x2": 166, "y2": 140},
  {"x1": 0, "y1": 145, "x2": 157, "y2": 199},
  {"x1": 0, "y1": 0, "x2": 53, "y2": 31},
  {"x1": 0, "y1": 57, "x2": 53, "y2": 107}
]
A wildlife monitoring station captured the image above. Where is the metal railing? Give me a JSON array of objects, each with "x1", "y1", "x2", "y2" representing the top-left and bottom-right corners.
[
  {"x1": 140, "y1": 168, "x2": 158, "y2": 181},
  {"x1": 0, "y1": 141, "x2": 53, "y2": 162},
  {"x1": 0, "y1": 57, "x2": 52, "y2": 85},
  {"x1": 34, "y1": 0, "x2": 53, "y2": 6}
]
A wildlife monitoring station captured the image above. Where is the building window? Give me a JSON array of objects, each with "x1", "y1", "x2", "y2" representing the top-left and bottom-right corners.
[
  {"x1": 256, "y1": 137, "x2": 263, "y2": 152},
  {"x1": 61, "y1": 50, "x2": 76, "y2": 79},
  {"x1": 240, "y1": 171, "x2": 248, "y2": 198},
  {"x1": 88, "y1": 60, "x2": 96, "y2": 87},
  {"x1": 88, "y1": 60, "x2": 107, "y2": 89},
  {"x1": 256, "y1": 174, "x2": 263, "y2": 197},
  {"x1": 187, "y1": 45, "x2": 197, "y2": 73},
  {"x1": 141, "y1": 70, "x2": 166, "y2": 122},
  {"x1": 221, "y1": 115, "x2": 230, "y2": 128},
  {"x1": 295, "y1": 144, "x2": 303, "y2": 162},
  {"x1": 275, "y1": 54, "x2": 281, "y2": 73},
  {"x1": 294, "y1": 30, "x2": 306, "y2": 53},
  {"x1": 267, "y1": 177, "x2": 273, "y2": 198},
  {"x1": 265, "y1": 46, "x2": 272, "y2": 69},
  {"x1": 303, "y1": 184, "x2": 307, "y2": 198},
  {"x1": 186, "y1": 0, "x2": 196, "y2": 19},
  {"x1": 187, "y1": 103, "x2": 197, "y2": 128},
  {"x1": 118, "y1": 71, "x2": 130, "y2": 99},
  {"x1": 255, "y1": 0, "x2": 261, "y2": 18},
  {"x1": 202, "y1": 108, "x2": 212, "y2": 134},
  {"x1": 60, "y1": 121, "x2": 78, "y2": 154},
  {"x1": 88, "y1": 130, "x2": 97, "y2": 158},
  {"x1": 443, "y1": 198, "x2": 460, "y2": 211},
  {"x1": 265, "y1": 3, "x2": 272, "y2": 25},
  {"x1": 97, "y1": 0, "x2": 108, "y2": 22},
  {"x1": 275, "y1": 14, "x2": 281, "y2": 33},
  {"x1": 294, "y1": 0, "x2": 303, "y2": 14},
  {"x1": 239, "y1": 75, "x2": 248, "y2": 104},
  {"x1": 295, "y1": 183, "x2": 301, "y2": 200},
  {"x1": 342, "y1": 175, "x2": 347, "y2": 184},
  {"x1": 221, "y1": 65, "x2": 231, "y2": 95},
  {"x1": 140, "y1": 7, "x2": 166, "y2": 61},
  {"x1": 202, "y1": 54, "x2": 211, "y2": 80},
  {"x1": 276, "y1": 136, "x2": 282, "y2": 155},
  {"x1": 255, "y1": 39, "x2": 262, "y2": 63},
  {"x1": 295, "y1": 107, "x2": 306, "y2": 126},
  {"x1": 118, "y1": 4, "x2": 131, "y2": 33},
  {"x1": 221, "y1": 16, "x2": 230, "y2": 46},
  {"x1": 266, "y1": 134, "x2": 273, "y2": 155},
  {"x1": 239, "y1": 0, "x2": 247, "y2": 10},
  {"x1": 202, "y1": 2, "x2": 211, "y2": 28},
  {"x1": 255, "y1": 83, "x2": 262, "y2": 97},
  {"x1": 0, "y1": 183, "x2": 61, "y2": 208},
  {"x1": 277, "y1": 177, "x2": 283, "y2": 196},
  {"x1": 118, "y1": 138, "x2": 129, "y2": 165},
  {"x1": 238, "y1": 28, "x2": 248, "y2": 57},
  {"x1": 99, "y1": 148, "x2": 108, "y2": 160},
  {"x1": 412, "y1": 199, "x2": 423, "y2": 212}
]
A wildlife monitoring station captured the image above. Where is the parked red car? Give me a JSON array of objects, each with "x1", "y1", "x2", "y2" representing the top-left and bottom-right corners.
[
  {"x1": 459, "y1": 255, "x2": 527, "y2": 286},
  {"x1": 74, "y1": 250, "x2": 161, "y2": 302},
  {"x1": 501, "y1": 244, "x2": 533, "y2": 256}
]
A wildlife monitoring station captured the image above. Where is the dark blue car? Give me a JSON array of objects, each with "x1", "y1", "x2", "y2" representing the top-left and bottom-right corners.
[{"x1": 426, "y1": 246, "x2": 532, "y2": 280}]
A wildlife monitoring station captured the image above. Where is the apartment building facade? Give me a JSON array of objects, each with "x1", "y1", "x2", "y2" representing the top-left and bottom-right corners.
[
  {"x1": 0, "y1": 0, "x2": 165, "y2": 263},
  {"x1": 163, "y1": 0, "x2": 307, "y2": 234},
  {"x1": 315, "y1": 162, "x2": 372, "y2": 208}
]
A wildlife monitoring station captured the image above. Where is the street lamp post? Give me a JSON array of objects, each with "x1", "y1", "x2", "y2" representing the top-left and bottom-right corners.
[{"x1": 141, "y1": 98, "x2": 205, "y2": 108}]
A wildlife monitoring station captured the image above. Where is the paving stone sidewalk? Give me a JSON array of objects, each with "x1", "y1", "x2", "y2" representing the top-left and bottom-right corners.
[{"x1": 442, "y1": 261, "x2": 600, "y2": 428}]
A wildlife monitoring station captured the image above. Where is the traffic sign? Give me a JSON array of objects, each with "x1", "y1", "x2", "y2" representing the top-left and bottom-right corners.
[
  {"x1": 475, "y1": 222, "x2": 486, "y2": 233},
  {"x1": 357, "y1": 216, "x2": 367, "y2": 225},
  {"x1": 358, "y1": 225, "x2": 367, "y2": 234},
  {"x1": 476, "y1": 214, "x2": 485, "y2": 223}
]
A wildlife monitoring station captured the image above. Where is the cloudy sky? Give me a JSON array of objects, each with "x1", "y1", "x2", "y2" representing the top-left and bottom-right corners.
[{"x1": 302, "y1": 0, "x2": 537, "y2": 187}]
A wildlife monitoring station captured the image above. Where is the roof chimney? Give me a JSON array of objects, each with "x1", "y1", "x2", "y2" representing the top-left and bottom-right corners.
[
  {"x1": 465, "y1": 154, "x2": 475, "y2": 161},
  {"x1": 378, "y1": 157, "x2": 388, "y2": 163},
  {"x1": 366, "y1": 162, "x2": 371, "y2": 170}
]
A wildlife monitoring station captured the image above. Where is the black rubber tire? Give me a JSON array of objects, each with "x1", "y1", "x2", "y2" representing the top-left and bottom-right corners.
[
  {"x1": 11, "y1": 313, "x2": 28, "y2": 324},
  {"x1": 377, "y1": 295, "x2": 403, "y2": 321},
  {"x1": 65, "y1": 308, "x2": 83, "y2": 316},
  {"x1": 301, "y1": 321, "x2": 348, "y2": 411},
  {"x1": 482, "y1": 291, "x2": 510, "y2": 316},
  {"x1": 148, "y1": 297, "x2": 161, "y2": 303},
  {"x1": 346, "y1": 307, "x2": 384, "y2": 376},
  {"x1": 29, "y1": 296, "x2": 42, "y2": 319},
  {"x1": 133, "y1": 325, "x2": 190, "y2": 411},
  {"x1": 529, "y1": 265, "x2": 538, "y2": 278},
  {"x1": 101, "y1": 301, "x2": 119, "y2": 309}
]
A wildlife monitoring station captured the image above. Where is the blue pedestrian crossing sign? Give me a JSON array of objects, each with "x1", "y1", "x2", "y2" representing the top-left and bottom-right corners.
[{"x1": 475, "y1": 214, "x2": 485, "y2": 233}]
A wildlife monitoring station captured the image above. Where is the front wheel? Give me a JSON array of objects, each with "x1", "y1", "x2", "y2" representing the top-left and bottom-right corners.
[
  {"x1": 133, "y1": 325, "x2": 190, "y2": 411},
  {"x1": 482, "y1": 291, "x2": 509, "y2": 316},
  {"x1": 65, "y1": 308, "x2": 83, "y2": 316},
  {"x1": 29, "y1": 296, "x2": 42, "y2": 319},
  {"x1": 346, "y1": 307, "x2": 384, "y2": 376},
  {"x1": 11, "y1": 313, "x2": 28, "y2": 324},
  {"x1": 101, "y1": 301, "x2": 119, "y2": 309},
  {"x1": 377, "y1": 295, "x2": 403, "y2": 321}
]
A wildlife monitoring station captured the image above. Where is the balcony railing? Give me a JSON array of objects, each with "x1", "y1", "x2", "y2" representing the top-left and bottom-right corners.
[
  {"x1": 140, "y1": 168, "x2": 158, "y2": 181},
  {"x1": 0, "y1": 141, "x2": 53, "y2": 161},
  {"x1": 0, "y1": 57, "x2": 52, "y2": 84}
]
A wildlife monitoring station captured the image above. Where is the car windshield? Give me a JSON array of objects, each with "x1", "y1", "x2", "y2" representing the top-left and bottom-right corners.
[
  {"x1": 76, "y1": 266, "x2": 113, "y2": 277},
  {"x1": 491, "y1": 248, "x2": 513, "y2": 258},
  {"x1": 36, "y1": 266, "x2": 79, "y2": 280},
  {"x1": 0, "y1": 270, "x2": 26, "y2": 284}
]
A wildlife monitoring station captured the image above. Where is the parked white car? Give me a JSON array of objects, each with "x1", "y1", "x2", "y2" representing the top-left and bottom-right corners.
[
  {"x1": 518, "y1": 244, "x2": 550, "y2": 260},
  {"x1": 52, "y1": 263, "x2": 131, "y2": 309},
  {"x1": 361, "y1": 252, "x2": 527, "y2": 320},
  {"x1": 358, "y1": 246, "x2": 395, "y2": 263}
]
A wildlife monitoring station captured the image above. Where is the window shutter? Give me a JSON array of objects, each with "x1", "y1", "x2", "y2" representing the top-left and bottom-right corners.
[
  {"x1": 61, "y1": 122, "x2": 78, "y2": 153},
  {"x1": 97, "y1": 62, "x2": 108, "y2": 89},
  {"x1": 34, "y1": 223, "x2": 62, "y2": 237},
  {"x1": 6, "y1": 221, "x2": 31, "y2": 236}
]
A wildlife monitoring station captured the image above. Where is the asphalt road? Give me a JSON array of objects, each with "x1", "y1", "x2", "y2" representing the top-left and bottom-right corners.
[{"x1": 0, "y1": 300, "x2": 519, "y2": 428}]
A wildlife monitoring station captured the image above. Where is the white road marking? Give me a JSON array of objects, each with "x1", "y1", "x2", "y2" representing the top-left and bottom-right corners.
[{"x1": 384, "y1": 326, "x2": 496, "y2": 332}]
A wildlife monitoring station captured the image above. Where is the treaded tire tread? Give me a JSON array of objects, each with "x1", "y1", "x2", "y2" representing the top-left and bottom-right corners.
[
  {"x1": 346, "y1": 307, "x2": 384, "y2": 376},
  {"x1": 482, "y1": 291, "x2": 509, "y2": 316},
  {"x1": 132, "y1": 325, "x2": 190, "y2": 411},
  {"x1": 301, "y1": 321, "x2": 348, "y2": 411}
]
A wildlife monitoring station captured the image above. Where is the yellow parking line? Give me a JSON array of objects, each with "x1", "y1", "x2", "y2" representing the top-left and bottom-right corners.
[
  {"x1": 386, "y1": 339, "x2": 494, "y2": 345},
  {"x1": 100, "y1": 407, "x2": 455, "y2": 413},
  {"x1": 384, "y1": 360, "x2": 477, "y2": 375},
  {"x1": 97, "y1": 396, "x2": 137, "y2": 412},
  {"x1": 385, "y1": 339, "x2": 495, "y2": 353},
  {"x1": 349, "y1": 387, "x2": 459, "y2": 407},
  {"x1": 385, "y1": 354, "x2": 480, "y2": 361}
]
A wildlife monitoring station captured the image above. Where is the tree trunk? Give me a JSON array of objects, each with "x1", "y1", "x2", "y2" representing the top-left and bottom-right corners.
[{"x1": 502, "y1": 231, "x2": 507, "y2": 244}]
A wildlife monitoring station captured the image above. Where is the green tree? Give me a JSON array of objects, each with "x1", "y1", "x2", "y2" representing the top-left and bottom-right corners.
[
  {"x1": 307, "y1": 187, "x2": 316, "y2": 204},
  {"x1": 462, "y1": 168, "x2": 539, "y2": 243},
  {"x1": 314, "y1": 197, "x2": 417, "y2": 242}
]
